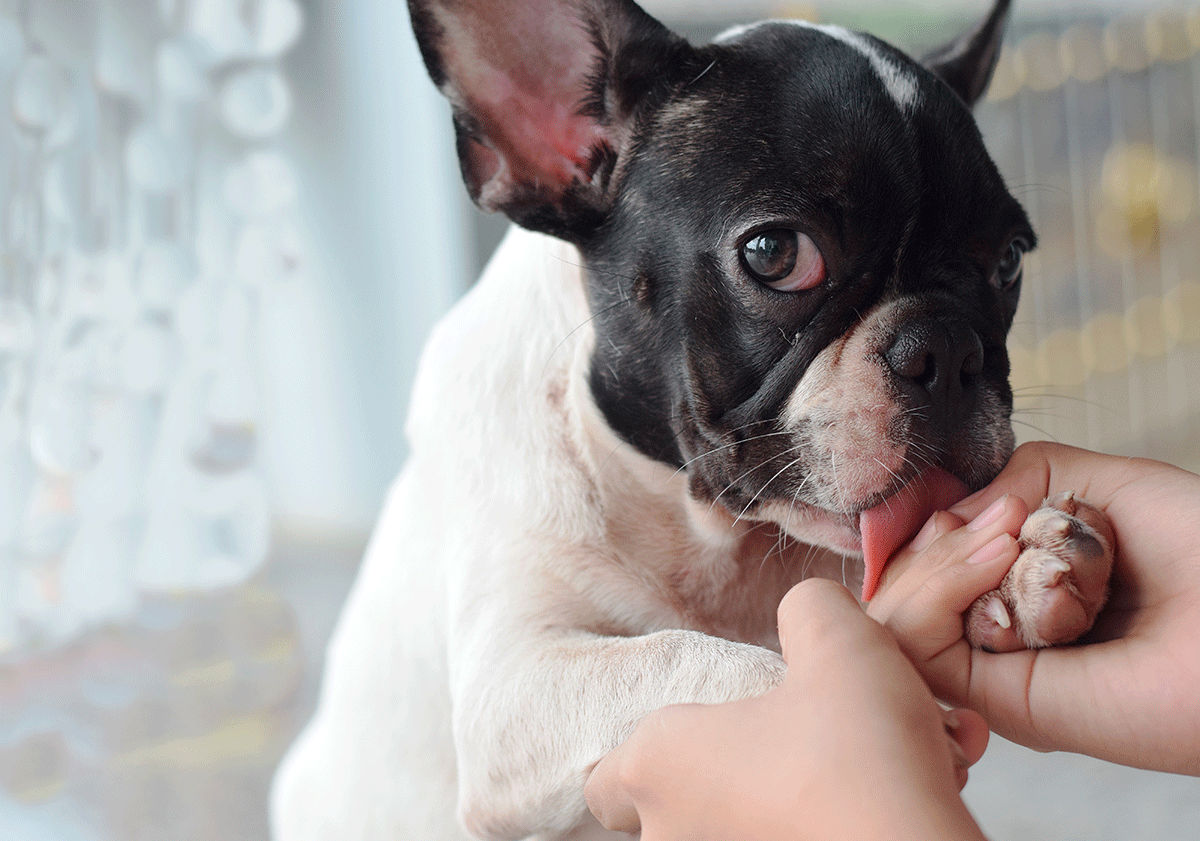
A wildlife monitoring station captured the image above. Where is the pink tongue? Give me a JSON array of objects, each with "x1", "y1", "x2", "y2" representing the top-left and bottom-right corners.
[{"x1": 859, "y1": 468, "x2": 970, "y2": 602}]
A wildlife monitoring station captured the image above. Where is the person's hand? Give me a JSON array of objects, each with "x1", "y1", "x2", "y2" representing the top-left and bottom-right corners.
[
  {"x1": 869, "y1": 441, "x2": 1200, "y2": 775},
  {"x1": 585, "y1": 579, "x2": 990, "y2": 841}
]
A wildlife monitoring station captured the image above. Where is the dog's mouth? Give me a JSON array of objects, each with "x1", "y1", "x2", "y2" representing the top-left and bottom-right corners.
[
  {"x1": 751, "y1": 464, "x2": 974, "y2": 595},
  {"x1": 857, "y1": 467, "x2": 970, "y2": 602}
]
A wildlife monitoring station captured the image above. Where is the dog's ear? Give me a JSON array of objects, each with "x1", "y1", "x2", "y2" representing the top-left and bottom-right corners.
[
  {"x1": 407, "y1": 0, "x2": 691, "y2": 240},
  {"x1": 921, "y1": 0, "x2": 1012, "y2": 108}
]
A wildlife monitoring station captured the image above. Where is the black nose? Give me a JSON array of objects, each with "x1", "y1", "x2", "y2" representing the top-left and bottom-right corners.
[{"x1": 884, "y1": 318, "x2": 984, "y2": 415}]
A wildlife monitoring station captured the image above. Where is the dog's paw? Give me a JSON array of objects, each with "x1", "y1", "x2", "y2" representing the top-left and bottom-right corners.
[{"x1": 965, "y1": 492, "x2": 1115, "y2": 652}]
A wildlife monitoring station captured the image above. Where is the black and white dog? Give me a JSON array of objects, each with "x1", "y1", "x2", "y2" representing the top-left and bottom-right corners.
[{"x1": 271, "y1": 2, "x2": 1112, "y2": 839}]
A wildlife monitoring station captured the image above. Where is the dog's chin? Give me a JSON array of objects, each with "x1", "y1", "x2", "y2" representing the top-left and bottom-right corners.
[{"x1": 753, "y1": 500, "x2": 865, "y2": 557}]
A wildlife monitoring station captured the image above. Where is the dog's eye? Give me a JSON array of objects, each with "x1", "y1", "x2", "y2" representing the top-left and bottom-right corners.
[
  {"x1": 740, "y1": 230, "x2": 825, "y2": 292},
  {"x1": 994, "y1": 239, "x2": 1027, "y2": 290}
]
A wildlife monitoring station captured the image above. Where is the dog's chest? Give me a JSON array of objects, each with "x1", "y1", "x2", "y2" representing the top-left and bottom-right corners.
[{"x1": 594, "y1": 494, "x2": 847, "y2": 650}]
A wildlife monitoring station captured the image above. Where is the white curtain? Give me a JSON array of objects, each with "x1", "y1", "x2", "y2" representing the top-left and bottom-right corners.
[{"x1": 0, "y1": 0, "x2": 468, "y2": 654}]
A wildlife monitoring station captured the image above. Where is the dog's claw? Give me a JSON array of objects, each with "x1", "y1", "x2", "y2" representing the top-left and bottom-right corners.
[
  {"x1": 1045, "y1": 557, "x2": 1072, "y2": 580},
  {"x1": 986, "y1": 597, "x2": 1011, "y2": 629},
  {"x1": 965, "y1": 494, "x2": 1115, "y2": 650}
]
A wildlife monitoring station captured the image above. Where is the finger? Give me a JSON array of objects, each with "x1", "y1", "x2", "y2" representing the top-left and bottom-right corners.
[
  {"x1": 871, "y1": 496, "x2": 1026, "y2": 625},
  {"x1": 948, "y1": 441, "x2": 1155, "y2": 522},
  {"x1": 909, "y1": 510, "x2": 967, "y2": 553},
  {"x1": 963, "y1": 643, "x2": 1152, "y2": 766},
  {"x1": 883, "y1": 533, "x2": 1019, "y2": 657},
  {"x1": 871, "y1": 511, "x2": 965, "y2": 601},
  {"x1": 585, "y1": 750, "x2": 642, "y2": 834},
  {"x1": 777, "y1": 578, "x2": 876, "y2": 663},
  {"x1": 945, "y1": 708, "x2": 990, "y2": 768},
  {"x1": 950, "y1": 443, "x2": 1055, "y2": 521},
  {"x1": 944, "y1": 707, "x2": 990, "y2": 791}
]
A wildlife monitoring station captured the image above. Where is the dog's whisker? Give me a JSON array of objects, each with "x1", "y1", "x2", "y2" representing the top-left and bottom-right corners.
[
  {"x1": 687, "y1": 58, "x2": 717, "y2": 86},
  {"x1": 828, "y1": 449, "x2": 851, "y2": 519},
  {"x1": 671, "y1": 429, "x2": 795, "y2": 477},
  {"x1": 1012, "y1": 394, "x2": 1115, "y2": 416},
  {"x1": 541, "y1": 295, "x2": 636, "y2": 375},
  {"x1": 706, "y1": 444, "x2": 808, "y2": 516},
  {"x1": 1011, "y1": 418, "x2": 1061, "y2": 442},
  {"x1": 734, "y1": 454, "x2": 807, "y2": 526},
  {"x1": 1012, "y1": 408, "x2": 1075, "y2": 422}
]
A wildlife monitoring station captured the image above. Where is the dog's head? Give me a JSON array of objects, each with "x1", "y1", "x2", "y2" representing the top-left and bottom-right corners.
[{"x1": 410, "y1": 0, "x2": 1030, "y2": 570}]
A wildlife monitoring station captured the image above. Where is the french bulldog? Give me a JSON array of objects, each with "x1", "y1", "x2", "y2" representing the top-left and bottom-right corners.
[{"x1": 271, "y1": 1, "x2": 1114, "y2": 839}]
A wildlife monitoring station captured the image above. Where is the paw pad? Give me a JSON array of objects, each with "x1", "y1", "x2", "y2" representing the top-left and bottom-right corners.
[{"x1": 965, "y1": 493, "x2": 1114, "y2": 650}]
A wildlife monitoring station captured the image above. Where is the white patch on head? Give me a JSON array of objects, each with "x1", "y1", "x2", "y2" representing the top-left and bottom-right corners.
[
  {"x1": 810, "y1": 24, "x2": 920, "y2": 112},
  {"x1": 715, "y1": 20, "x2": 921, "y2": 114},
  {"x1": 714, "y1": 22, "x2": 758, "y2": 44}
]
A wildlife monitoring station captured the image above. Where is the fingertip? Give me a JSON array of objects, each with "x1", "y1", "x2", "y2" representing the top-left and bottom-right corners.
[
  {"x1": 778, "y1": 578, "x2": 858, "y2": 625},
  {"x1": 948, "y1": 488, "x2": 991, "y2": 522},
  {"x1": 777, "y1": 579, "x2": 866, "y2": 659},
  {"x1": 1007, "y1": 493, "x2": 1031, "y2": 528},
  {"x1": 585, "y1": 750, "x2": 642, "y2": 834},
  {"x1": 909, "y1": 510, "x2": 965, "y2": 553},
  {"x1": 946, "y1": 707, "x2": 990, "y2": 768}
]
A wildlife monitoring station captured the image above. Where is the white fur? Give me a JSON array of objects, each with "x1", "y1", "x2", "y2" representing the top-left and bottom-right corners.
[
  {"x1": 809, "y1": 23, "x2": 920, "y2": 112},
  {"x1": 716, "y1": 20, "x2": 921, "y2": 112},
  {"x1": 270, "y1": 228, "x2": 825, "y2": 841},
  {"x1": 778, "y1": 300, "x2": 911, "y2": 514}
]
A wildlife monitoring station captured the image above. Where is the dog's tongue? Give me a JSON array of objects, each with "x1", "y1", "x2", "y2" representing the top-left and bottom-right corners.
[{"x1": 859, "y1": 468, "x2": 970, "y2": 602}]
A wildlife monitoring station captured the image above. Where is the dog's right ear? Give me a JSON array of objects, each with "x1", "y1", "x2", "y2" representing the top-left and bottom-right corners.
[{"x1": 407, "y1": 0, "x2": 692, "y2": 241}]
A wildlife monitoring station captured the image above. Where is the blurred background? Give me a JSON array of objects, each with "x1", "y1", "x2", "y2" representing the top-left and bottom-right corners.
[{"x1": 0, "y1": 0, "x2": 1198, "y2": 838}]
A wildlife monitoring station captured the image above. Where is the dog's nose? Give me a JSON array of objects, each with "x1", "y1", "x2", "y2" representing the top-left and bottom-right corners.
[{"x1": 884, "y1": 318, "x2": 984, "y2": 413}]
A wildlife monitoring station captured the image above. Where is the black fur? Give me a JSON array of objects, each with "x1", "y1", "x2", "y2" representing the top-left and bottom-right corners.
[{"x1": 409, "y1": 0, "x2": 1029, "y2": 517}]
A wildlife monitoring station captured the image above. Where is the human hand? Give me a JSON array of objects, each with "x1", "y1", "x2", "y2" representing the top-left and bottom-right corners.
[
  {"x1": 869, "y1": 441, "x2": 1200, "y2": 775},
  {"x1": 585, "y1": 579, "x2": 990, "y2": 841}
]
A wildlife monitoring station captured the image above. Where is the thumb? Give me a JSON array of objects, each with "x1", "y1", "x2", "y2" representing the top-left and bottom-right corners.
[
  {"x1": 585, "y1": 749, "x2": 642, "y2": 834},
  {"x1": 777, "y1": 578, "x2": 875, "y2": 664}
]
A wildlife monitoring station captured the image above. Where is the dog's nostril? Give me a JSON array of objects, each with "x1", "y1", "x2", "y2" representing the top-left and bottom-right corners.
[
  {"x1": 884, "y1": 332, "x2": 931, "y2": 381},
  {"x1": 884, "y1": 319, "x2": 984, "y2": 407}
]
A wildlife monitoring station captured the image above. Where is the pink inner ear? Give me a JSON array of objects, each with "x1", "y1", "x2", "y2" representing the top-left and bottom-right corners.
[{"x1": 438, "y1": 4, "x2": 614, "y2": 206}]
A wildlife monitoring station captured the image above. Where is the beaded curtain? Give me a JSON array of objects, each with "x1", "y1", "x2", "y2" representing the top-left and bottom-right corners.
[{"x1": 0, "y1": 0, "x2": 303, "y2": 654}]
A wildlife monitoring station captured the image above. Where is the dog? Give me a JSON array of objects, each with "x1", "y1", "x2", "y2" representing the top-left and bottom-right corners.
[{"x1": 271, "y1": 2, "x2": 1113, "y2": 838}]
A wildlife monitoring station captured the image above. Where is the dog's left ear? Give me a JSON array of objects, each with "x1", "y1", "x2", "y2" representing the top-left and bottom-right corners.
[
  {"x1": 407, "y1": 0, "x2": 692, "y2": 241},
  {"x1": 921, "y1": 0, "x2": 1013, "y2": 108}
]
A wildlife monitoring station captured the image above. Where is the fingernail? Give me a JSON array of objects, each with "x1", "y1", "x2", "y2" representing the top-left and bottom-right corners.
[
  {"x1": 966, "y1": 533, "x2": 1016, "y2": 565},
  {"x1": 967, "y1": 495, "x2": 1009, "y2": 532},
  {"x1": 909, "y1": 514, "x2": 942, "y2": 552}
]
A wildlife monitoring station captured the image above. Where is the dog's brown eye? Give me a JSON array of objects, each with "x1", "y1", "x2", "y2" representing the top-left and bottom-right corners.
[
  {"x1": 740, "y1": 230, "x2": 825, "y2": 292},
  {"x1": 994, "y1": 239, "x2": 1027, "y2": 290}
]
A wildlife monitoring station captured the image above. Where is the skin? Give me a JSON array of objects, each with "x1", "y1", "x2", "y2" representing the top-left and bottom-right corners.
[
  {"x1": 870, "y1": 441, "x2": 1200, "y2": 775},
  {"x1": 585, "y1": 441, "x2": 1200, "y2": 839},
  {"x1": 585, "y1": 578, "x2": 990, "y2": 841}
]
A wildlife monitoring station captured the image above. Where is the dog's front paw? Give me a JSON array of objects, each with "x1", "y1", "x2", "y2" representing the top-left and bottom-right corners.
[{"x1": 965, "y1": 492, "x2": 1115, "y2": 652}]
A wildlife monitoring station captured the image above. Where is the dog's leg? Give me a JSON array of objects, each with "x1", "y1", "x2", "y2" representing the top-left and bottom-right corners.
[
  {"x1": 965, "y1": 492, "x2": 1115, "y2": 651},
  {"x1": 453, "y1": 629, "x2": 784, "y2": 841}
]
